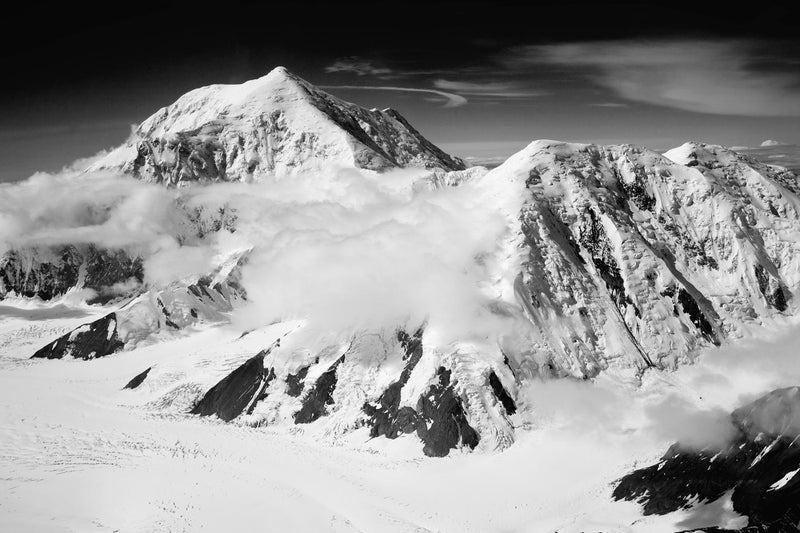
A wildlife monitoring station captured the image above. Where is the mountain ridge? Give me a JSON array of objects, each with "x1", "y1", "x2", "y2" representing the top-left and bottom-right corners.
[{"x1": 89, "y1": 67, "x2": 465, "y2": 185}]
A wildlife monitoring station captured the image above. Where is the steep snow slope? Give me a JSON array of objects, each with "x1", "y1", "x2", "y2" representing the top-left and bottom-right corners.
[
  {"x1": 89, "y1": 67, "x2": 465, "y2": 184},
  {"x1": 479, "y1": 140, "x2": 800, "y2": 379}
]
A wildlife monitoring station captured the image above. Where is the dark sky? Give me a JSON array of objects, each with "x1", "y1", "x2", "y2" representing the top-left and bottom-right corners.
[{"x1": 2, "y1": 1, "x2": 799, "y2": 181}]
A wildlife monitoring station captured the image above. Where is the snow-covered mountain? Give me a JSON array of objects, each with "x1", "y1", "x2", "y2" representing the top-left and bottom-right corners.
[
  {"x1": 479, "y1": 140, "x2": 800, "y2": 378},
  {"x1": 4, "y1": 65, "x2": 800, "y2": 460},
  {"x1": 12, "y1": 136, "x2": 800, "y2": 459},
  {"x1": 89, "y1": 67, "x2": 465, "y2": 185}
]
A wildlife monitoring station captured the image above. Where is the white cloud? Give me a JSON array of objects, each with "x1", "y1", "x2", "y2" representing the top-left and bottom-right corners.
[
  {"x1": 644, "y1": 394, "x2": 738, "y2": 452},
  {"x1": 0, "y1": 165, "x2": 511, "y2": 341},
  {"x1": 324, "y1": 58, "x2": 393, "y2": 77},
  {"x1": 506, "y1": 39, "x2": 800, "y2": 116},
  {"x1": 320, "y1": 85, "x2": 468, "y2": 108},
  {"x1": 433, "y1": 79, "x2": 546, "y2": 98}
]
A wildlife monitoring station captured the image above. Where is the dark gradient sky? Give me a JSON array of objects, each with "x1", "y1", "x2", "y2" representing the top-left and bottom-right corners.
[{"x1": 2, "y1": 1, "x2": 799, "y2": 181}]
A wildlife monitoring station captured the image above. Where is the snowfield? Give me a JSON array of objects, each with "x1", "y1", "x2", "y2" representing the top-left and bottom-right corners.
[{"x1": 3, "y1": 297, "x2": 800, "y2": 532}]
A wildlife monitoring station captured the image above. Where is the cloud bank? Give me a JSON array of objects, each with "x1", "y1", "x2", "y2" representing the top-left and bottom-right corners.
[{"x1": 0, "y1": 165, "x2": 509, "y2": 341}]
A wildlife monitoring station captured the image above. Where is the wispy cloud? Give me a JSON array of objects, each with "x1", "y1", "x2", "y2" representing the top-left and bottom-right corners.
[
  {"x1": 320, "y1": 85, "x2": 468, "y2": 108},
  {"x1": 588, "y1": 102, "x2": 629, "y2": 108},
  {"x1": 504, "y1": 39, "x2": 800, "y2": 117},
  {"x1": 324, "y1": 57, "x2": 393, "y2": 77},
  {"x1": 433, "y1": 79, "x2": 546, "y2": 98}
]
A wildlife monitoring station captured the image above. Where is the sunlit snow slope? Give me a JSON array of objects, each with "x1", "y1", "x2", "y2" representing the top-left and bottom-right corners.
[{"x1": 89, "y1": 67, "x2": 465, "y2": 184}]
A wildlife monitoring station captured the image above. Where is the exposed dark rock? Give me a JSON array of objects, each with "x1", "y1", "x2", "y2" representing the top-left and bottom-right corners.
[
  {"x1": 577, "y1": 208, "x2": 638, "y2": 316},
  {"x1": 613, "y1": 387, "x2": 800, "y2": 531},
  {"x1": 363, "y1": 332, "x2": 486, "y2": 457},
  {"x1": 246, "y1": 368, "x2": 276, "y2": 415},
  {"x1": 363, "y1": 328, "x2": 425, "y2": 439},
  {"x1": 755, "y1": 265, "x2": 788, "y2": 312},
  {"x1": 1, "y1": 245, "x2": 142, "y2": 302},
  {"x1": 660, "y1": 285, "x2": 718, "y2": 345},
  {"x1": 677, "y1": 288, "x2": 717, "y2": 342},
  {"x1": 157, "y1": 298, "x2": 180, "y2": 329},
  {"x1": 619, "y1": 171, "x2": 656, "y2": 212},
  {"x1": 285, "y1": 366, "x2": 309, "y2": 397},
  {"x1": 294, "y1": 355, "x2": 346, "y2": 424},
  {"x1": 123, "y1": 367, "x2": 152, "y2": 390},
  {"x1": 416, "y1": 367, "x2": 480, "y2": 457},
  {"x1": 488, "y1": 371, "x2": 516, "y2": 415},
  {"x1": 190, "y1": 350, "x2": 274, "y2": 422},
  {"x1": 31, "y1": 313, "x2": 124, "y2": 360}
]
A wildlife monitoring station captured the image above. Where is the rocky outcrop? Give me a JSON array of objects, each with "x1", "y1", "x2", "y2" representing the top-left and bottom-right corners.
[
  {"x1": 285, "y1": 365, "x2": 309, "y2": 397},
  {"x1": 362, "y1": 329, "x2": 481, "y2": 457},
  {"x1": 31, "y1": 313, "x2": 124, "y2": 360},
  {"x1": 363, "y1": 328, "x2": 425, "y2": 439},
  {"x1": 89, "y1": 67, "x2": 465, "y2": 185},
  {"x1": 1, "y1": 245, "x2": 143, "y2": 302},
  {"x1": 111, "y1": 249, "x2": 250, "y2": 349},
  {"x1": 123, "y1": 367, "x2": 151, "y2": 390},
  {"x1": 488, "y1": 370, "x2": 516, "y2": 416},
  {"x1": 294, "y1": 354, "x2": 346, "y2": 424},
  {"x1": 415, "y1": 367, "x2": 480, "y2": 457},
  {"x1": 190, "y1": 350, "x2": 275, "y2": 422},
  {"x1": 613, "y1": 387, "x2": 800, "y2": 531}
]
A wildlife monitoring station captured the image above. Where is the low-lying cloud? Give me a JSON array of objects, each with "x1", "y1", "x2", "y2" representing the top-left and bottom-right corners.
[
  {"x1": 0, "y1": 165, "x2": 509, "y2": 340},
  {"x1": 644, "y1": 394, "x2": 738, "y2": 451}
]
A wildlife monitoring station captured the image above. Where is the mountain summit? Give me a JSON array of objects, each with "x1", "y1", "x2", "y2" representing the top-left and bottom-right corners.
[{"x1": 90, "y1": 66, "x2": 465, "y2": 185}]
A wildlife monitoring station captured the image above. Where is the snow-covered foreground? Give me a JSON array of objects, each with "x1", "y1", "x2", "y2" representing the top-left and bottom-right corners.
[{"x1": 4, "y1": 300, "x2": 798, "y2": 532}]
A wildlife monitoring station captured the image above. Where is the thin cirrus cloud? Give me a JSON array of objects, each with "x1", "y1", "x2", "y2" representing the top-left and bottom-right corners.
[
  {"x1": 504, "y1": 39, "x2": 800, "y2": 117},
  {"x1": 433, "y1": 79, "x2": 546, "y2": 98},
  {"x1": 324, "y1": 58, "x2": 393, "y2": 77},
  {"x1": 319, "y1": 85, "x2": 468, "y2": 108}
]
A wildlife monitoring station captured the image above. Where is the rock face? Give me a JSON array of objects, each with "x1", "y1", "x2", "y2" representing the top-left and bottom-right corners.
[
  {"x1": 481, "y1": 140, "x2": 800, "y2": 379},
  {"x1": 191, "y1": 350, "x2": 276, "y2": 422},
  {"x1": 29, "y1": 249, "x2": 249, "y2": 358},
  {"x1": 0, "y1": 245, "x2": 143, "y2": 302},
  {"x1": 31, "y1": 313, "x2": 124, "y2": 360},
  {"x1": 363, "y1": 328, "x2": 426, "y2": 440},
  {"x1": 613, "y1": 387, "x2": 800, "y2": 532},
  {"x1": 294, "y1": 355, "x2": 346, "y2": 424},
  {"x1": 415, "y1": 367, "x2": 480, "y2": 457},
  {"x1": 89, "y1": 66, "x2": 465, "y2": 185},
  {"x1": 360, "y1": 329, "x2": 482, "y2": 456},
  {"x1": 123, "y1": 367, "x2": 151, "y2": 390}
]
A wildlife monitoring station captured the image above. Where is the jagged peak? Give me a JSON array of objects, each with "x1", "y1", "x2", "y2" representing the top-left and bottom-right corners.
[
  {"x1": 90, "y1": 64, "x2": 466, "y2": 179},
  {"x1": 258, "y1": 65, "x2": 316, "y2": 95}
]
